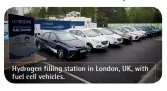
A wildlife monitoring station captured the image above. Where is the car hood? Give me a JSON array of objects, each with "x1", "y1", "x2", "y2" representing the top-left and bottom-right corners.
[
  {"x1": 136, "y1": 31, "x2": 146, "y2": 34},
  {"x1": 89, "y1": 35, "x2": 108, "y2": 41},
  {"x1": 105, "y1": 34, "x2": 122, "y2": 38},
  {"x1": 153, "y1": 29, "x2": 159, "y2": 32},
  {"x1": 61, "y1": 40, "x2": 85, "y2": 48},
  {"x1": 112, "y1": 34, "x2": 122, "y2": 39},
  {"x1": 128, "y1": 31, "x2": 142, "y2": 35},
  {"x1": 122, "y1": 34, "x2": 131, "y2": 38},
  {"x1": 126, "y1": 32, "x2": 138, "y2": 36}
]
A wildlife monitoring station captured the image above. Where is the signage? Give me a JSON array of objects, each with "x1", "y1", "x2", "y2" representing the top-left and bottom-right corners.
[
  {"x1": 35, "y1": 20, "x2": 85, "y2": 30},
  {"x1": 8, "y1": 14, "x2": 36, "y2": 62},
  {"x1": 35, "y1": 20, "x2": 71, "y2": 30}
]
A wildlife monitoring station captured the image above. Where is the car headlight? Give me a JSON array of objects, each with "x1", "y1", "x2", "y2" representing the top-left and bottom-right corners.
[
  {"x1": 92, "y1": 39, "x2": 100, "y2": 43},
  {"x1": 68, "y1": 45, "x2": 76, "y2": 48},
  {"x1": 122, "y1": 35, "x2": 128, "y2": 38}
]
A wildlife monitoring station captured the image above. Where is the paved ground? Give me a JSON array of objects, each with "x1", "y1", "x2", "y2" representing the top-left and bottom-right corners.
[{"x1": 4, "y1": 37, "x2": 162, "y2": 83}]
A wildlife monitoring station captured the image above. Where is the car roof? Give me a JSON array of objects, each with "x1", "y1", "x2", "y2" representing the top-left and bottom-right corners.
[
  {"x1": 91, "y1": 27, "x2": 104, "y2": 29},
  {"x1": 43, "y1": 30, "x2": 68, "y2": 34},
  {"x1": 68, "y1": 28, "x2": 93, "y2": 31}
]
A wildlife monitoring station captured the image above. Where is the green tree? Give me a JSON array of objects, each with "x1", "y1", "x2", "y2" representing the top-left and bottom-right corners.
[
  {"x1": 47, "y1": 7, "x2": 61, "y2": 15},
  {"x1": 61, "y1": 7, "x2": 80, "y2": 15},
  {"x1": 81, "y1": 7, "x2": 97, "y2": 22},
  {"x1": 7, "y1": 7, "x2": 18, "y2": 14},
  {"x1": 97, "y1": 12, "x2": 108, "y2": 27},
  {"x1": 114, "y1": 7, "x2": 129, "y2": 23},
  {"x1": 47, "y1": 7, "x2": 64, "y2": 19},
  {"x1": 24, "y1": 7, "x2": 40, "y2": 18},
  {"x1": 153, "y1": 8, "x2": 162, "y2": 23},
  {"x1": 127, "y1": 7, "x2": 157, "y2": 23},
  {"x1": 38, "y1": 7, "x2": 46, "y2": 18}
]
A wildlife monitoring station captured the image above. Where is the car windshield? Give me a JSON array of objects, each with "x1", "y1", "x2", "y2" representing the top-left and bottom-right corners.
[
  {"x1": 150, "y1": 26, "x2": 156, "y2": 29},
  {"x1": 119, "y1": 28, "x2": 128, "y2": 33},
  {"x1": 146, "y1": 26, "x2": 152, "y2": 30},
  {"x1": 113, "y1": 30, "x2": 124, "y2": 34},
  {"x1": 124, "y1": 27, "x2": 135, "y2": 32},
  {"x1": 83, "y1": 29, "x2": 100, "y2": 37},
  {"x1": 135, "y1": 27, "x2": 142, "y2": 31},
  {"x1": 100, "y1": 28, "x2": 114, "y2": 35},
  {"x1": 57, "y1": 33, "x2": 77, "y2": 41}
]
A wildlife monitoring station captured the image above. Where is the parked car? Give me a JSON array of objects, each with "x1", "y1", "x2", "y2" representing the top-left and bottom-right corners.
[
  {"x1": 66, "y1": 28, "x2": 109, "y2": 51},
  {"x1": 110, "y1": 29, "x2": 132, "y2": 43},
  {"x1": 35, "y1": 31, "x2": 88, "y2": 59},
  {"x1": 148, "y1": 26, "x2": 161, "y2": 35},
  {"x1": 137, "y1": 26, "x2": 157, "y2": 36},
  {"x1": 135, "y1": 26, "x2": 152, "y2": 37},
  {"x1": 119, "y1": 26, "x2": 147, "y2": 38},
  {"x1": 91, "y1": 28, "x2": 123, "y2": 45},
  {"x1": 117, "y1": 27, "x2": 141, "y2": 41}
]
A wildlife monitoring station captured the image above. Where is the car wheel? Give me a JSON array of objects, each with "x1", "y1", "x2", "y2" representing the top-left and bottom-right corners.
[
  {"x1": 87, "y1": 44, "x2": 93, "y2": 52},
  {"x1": 57, "y1": 48, "x2": 65, "y2": 59},
  {"x1": 36, "y1": 43, "x2": 42, "y2": 51}
]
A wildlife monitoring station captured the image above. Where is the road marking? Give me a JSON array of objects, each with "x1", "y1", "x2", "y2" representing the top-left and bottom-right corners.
[
  {"x1": 43, "y1": 62, "x2": 91, "y2": 83},
  {"x1": 38, "y1": 62, "x2": 156, "y2": 63},
  {"x1": 138, "y1": 60, "x2": 161, "y2": 83}
]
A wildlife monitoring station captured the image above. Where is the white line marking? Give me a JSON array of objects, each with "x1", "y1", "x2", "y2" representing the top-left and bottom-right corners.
[
  {"x1": 15, "y1": 62, "x2": 155, "y2": 63},
  {"x1": 43, "y1": 62, "x2": 91, "y2": 83},
  {"x1": 138, "y1": 60, "x2": 161, "y2": 83}
]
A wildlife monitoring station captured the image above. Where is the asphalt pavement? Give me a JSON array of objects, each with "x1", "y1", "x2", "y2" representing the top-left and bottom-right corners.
[{"x1": 4, "y1": 37, "x2": 162, "y2": 83}]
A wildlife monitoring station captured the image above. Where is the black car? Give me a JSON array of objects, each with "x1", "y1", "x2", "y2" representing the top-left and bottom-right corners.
[
  {"x1": 35, "y1": 31, "x2": 88, "y2": 59},
  {"x1": 109, "y1": 29, "x2": 132, "y2": 43}
]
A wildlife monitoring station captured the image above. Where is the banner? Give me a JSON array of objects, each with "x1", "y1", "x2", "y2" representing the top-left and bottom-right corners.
[{"x1": 8, "y1": 14, "x2": 36, "y2": 62}]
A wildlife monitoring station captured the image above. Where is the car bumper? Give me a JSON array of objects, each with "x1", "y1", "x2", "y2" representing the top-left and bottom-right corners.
[
  {"x1": 94, "y1": 45, "x2": 109, "y2": 49},
  {"x1": 123, "y1": 38, "x2": 132, "y2": 42},
  {"x1": 132, "y1": 36, "x2": 140, "y2": 40},
  {"x1": 67, "y1": 48, "x2": 88, "y2": 58},
  {"x1": 109, "y1": 39, "x2": 123, "y2": 45},
  {"x1": 92, "y1": 41, "x2": 109, "y2": 49}
]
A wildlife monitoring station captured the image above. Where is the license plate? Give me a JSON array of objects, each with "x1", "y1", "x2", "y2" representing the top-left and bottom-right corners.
[{"x1": 80, "y1": 49, "x2": 86, "y2": 53}]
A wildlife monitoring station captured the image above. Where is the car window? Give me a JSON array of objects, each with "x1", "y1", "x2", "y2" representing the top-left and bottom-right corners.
[
  {"x1": 69, "y1": 30, "x2": 77, "y2": 35},
  {"x1": 120, "y1": 29, "x2": 128, "y2": 33},
  {"x1": 83, "y1": 29, "x2": 100, "y2": 37},
  {"x1": 49, "y1": 33, "x2": 58, "y2": 41},
  {"x1": 93, "y1": 29, "x2": 100, "y2": 33},
  {"x1": 57, "y1": 33, "x2": 77, "y2": 41},
  {"x1": 124, "y1": 27, "x2": 134, "y2": 32},
  {"x1": 42, "y1": 33, "x2": 50, "y2": 39},
  {"x1": 100, "y1": 28, "x2": 114, "y2": 35},
  {"x1": 76, "y1": 30, "x2": 85, "y2": 37},
  {"x1": 113, "y1": 30, "x2": 123, "y2": 34}
]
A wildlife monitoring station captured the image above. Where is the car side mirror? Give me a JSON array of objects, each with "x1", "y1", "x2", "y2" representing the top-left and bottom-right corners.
[
  {"x1": 53, "y1": 40, "x2": 58, "y2": 42},
  {"x1": 99, "y1": 33, "x2": 103, "y2": 35}
]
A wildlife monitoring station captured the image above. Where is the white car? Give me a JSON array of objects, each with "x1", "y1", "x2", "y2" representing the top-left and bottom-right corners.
[
  {"x1": 65, "y1": 28, "x2": 109, "y2": 51},
  {"x1": 91, "y1": 28, "x2": 123, "y2": 45},
  {"x1": 135, "y1": 27, "x2": 148, "y2": 37},
  {"x1": 118, "y1": 28, "x2": 140, "y2": 41},
  {"x1": 120, "y1": 26, "x2": 147, "y2": 38}
]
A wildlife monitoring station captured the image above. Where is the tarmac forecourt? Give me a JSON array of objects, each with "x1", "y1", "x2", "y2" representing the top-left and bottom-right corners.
[{"x1": 4, "y1": 37, "x2": 162, "y2": 83}]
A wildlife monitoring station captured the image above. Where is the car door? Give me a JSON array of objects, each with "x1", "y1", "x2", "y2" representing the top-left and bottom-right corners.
[
  {"x1": 48, "y1": 33, "x2": 58, "y2": 48},
  {"x1": 69, "y1": 30, "x2": 77, "y2": 35},
  {"x1": 41, "y1": 32, "x2": 50, "y2": 47},
  {"x1": 47, "y1": 33, "x2": 59, "y2": 53},
  {"x1": 69, "y1": 30, "x2": 82, "y2": 39},
  {"x1": 76, "y1": 30, "x2": 88, "y2": 43}
]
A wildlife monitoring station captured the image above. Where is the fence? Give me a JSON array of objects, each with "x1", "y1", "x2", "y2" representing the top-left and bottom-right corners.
[{"x1": 108, "y1": 23, "x2": 162, "y2": 30}]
